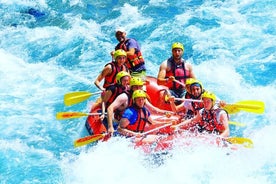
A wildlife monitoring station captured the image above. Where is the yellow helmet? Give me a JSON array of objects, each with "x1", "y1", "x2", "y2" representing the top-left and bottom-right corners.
[
  {"x1": 115, "y1": 71, "x2": 130, "y2": 84},
  {"x1": 185, "y1": 78, "x2": 197, "y2": 85},
  {"x1": 172, "y1": 42, "x2": 184, "y2": 51},
  {"x1": 190, "y1": 79, "x2": 203, "y2": 90},
  {"x1": 132, "y1": 90, "x2": 147, "y2": 100},
  {"x1": 130, "y1": 77, "x2": 144, "y2": 87},
  {"x1": 202, "y1": 91, "x2": 216, "y2": 102},
  {"x1": 114, "y1": 49, "x2": 127, "y2": 60}
]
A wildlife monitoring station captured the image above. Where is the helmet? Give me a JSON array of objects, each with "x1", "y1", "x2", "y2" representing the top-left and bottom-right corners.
[
  {"x1": 130, "y1": 77, "x2": 144, "y2": 87},
  {"x1": 115, "y1": 71, "x2": 130, "y2": 84},
  {"x1": 132, "y1": 90, "x2": 147, "y2": 100},
  {"x1": 190, "y1": 79, "x2": 203, "y2": 90},
  {"x1": 172, "y1": 42, "x2": 184, "y2": 51},
  {"x1": 202, "y1": 91, "x2": 216, "y2": 102},
  {"x1": 114, "y1": 49, "x2": 127, "y2": 60},
  {"x1": 185, "y1": 78, "x2": 197, "y2": 86}
]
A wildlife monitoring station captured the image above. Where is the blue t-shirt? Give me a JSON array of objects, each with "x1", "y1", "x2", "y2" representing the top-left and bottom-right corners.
[
  {"x1": 121, "y1": 107, "x2": 150, "y2": 125},
  {"x1": 126, "y1": 38, "x2": 141, "y2": 52}
]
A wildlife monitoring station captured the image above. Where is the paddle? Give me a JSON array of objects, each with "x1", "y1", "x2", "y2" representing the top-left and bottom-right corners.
[
  {"x1": 137, "y1": 122, "x2": 173, "y2": 137},
  {"x1": 164, "y1": 95, "x2": 202, "y2": 103},
  {"x1": 56, "y1": 112, "x2": 106, "y2": 120},
  {"x1": 73, "y1": 122, "x2": 173, "y2": 148},
  {"x1": 166, "y1": 95, "x2": 264, "y2": 115},
  {"x1": 224, "y1": 100, "x2": 265, "y2": 114},
  {"x1": 173, "y1": 79, "x2": 185, "y2": 87},
  {"x1": 226, "y1": 137, "x2": 253, "y2": 148},
  {"x1": 228, "y1": 121, "x2": 246, "y2": 127},
  {"x1": 74, "y1": 134, "x2": 105, "y2": 148},
  {"x1": 64, "y1": 91, "x2": 102, "y2": 106}
]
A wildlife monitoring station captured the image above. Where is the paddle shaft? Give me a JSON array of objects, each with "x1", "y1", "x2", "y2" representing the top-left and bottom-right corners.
[
  {"x1": 56, "y1": 112, "x2": 106, "y2": 120},
  {"x1": 173, "y1": 79, "x2": 185, "y2": 87}
]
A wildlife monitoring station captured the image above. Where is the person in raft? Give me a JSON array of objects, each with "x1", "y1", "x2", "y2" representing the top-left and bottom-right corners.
[
  {"x1": 117, "y1": 90, "x2": 168, "y2": 137},
  {"x1": 157, "y1": 42, "x2": 196, "y2": 100},
  {"x1": 99, "y1": 71, "x2": 131, "y2": 125},
  {"x1": 168, "y1": 79, "x2": 205, "y2": 119},
  {"x1": 172, "y1": 91, "x2": 230, "y2": 138},
  {"x1": 107, "y1": 77, "x2": 173, "y2": 135},
  {"x1": 94, "y1": 49, "x2": 129, "y2": 91},
  {"x1": 110, "y1": 27, "x2": 146, "y2": 80}
]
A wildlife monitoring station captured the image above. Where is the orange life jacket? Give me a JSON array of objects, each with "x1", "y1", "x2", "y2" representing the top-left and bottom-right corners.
[
  {"x1": 103, "y1": 62, "x2": 128, "y2": 88},
  {"x1": 115, "y1": 39, "x2": 145, "y2": 72},
  {"x1": 126, "y1": 105, "x2": 150, "y2": 133}
]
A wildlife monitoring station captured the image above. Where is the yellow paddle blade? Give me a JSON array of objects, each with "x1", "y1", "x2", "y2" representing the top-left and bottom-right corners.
[
  {"x1": 226, "y1": 137, "x2": 254, "y2": 148},
  {"x1": 235, "y1": 100, "x2": 265, "y2": 114},
  {"x1": 223, "y1": 105, "x2": 241, "y2": 114},
  {"x1": 56, "y1": 112, "x2": 89, "y2": 120},
  {"x1": 228, "y1": 121, "x2": 246, "y2": 127},
  {"x1": 64, "y1": 91, "x2": 92, "y2": 106},
  {"x1": 224, "y1": 100, "x2": 265, "y2": 114},
  {"x1": 74, "y1": 134, "x2": 105, "y2": 148}
]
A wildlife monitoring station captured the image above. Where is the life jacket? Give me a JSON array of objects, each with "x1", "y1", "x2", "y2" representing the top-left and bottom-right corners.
[
  {"x1": 103, "y1": 62, "x2": 128, "y2": 88},
  {"x1": 191, "y1": 101, "x2": 204, "y2": 116},
  {"x1": 115, "y1": 39, "x2": 145, "y2": 72},
  {"x1": 184, "y1": 92, "x2": 193, "y2": 99},
  {"x1": 113, "y1": 90, "x2": 132, "y2": 121},
  {"x1": 105, "y1": 84, "x2": 127, "y2": 108},
  {"x1": 196, "y1": 108, "x2": 228, "y2": 135},
  {"x1": 126, "y1": 105, "x2": 150, "y2": 133},
  {"x1": 165, "y1": 57, "x2": 191, "y2": 90}
]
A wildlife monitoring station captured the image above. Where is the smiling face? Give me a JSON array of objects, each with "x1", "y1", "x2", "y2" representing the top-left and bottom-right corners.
[
  {"x1": 115, "y1": 31, "x2": 126, "y2": 42},
  {"x1": 120, "y1": 76, "x2": 130, "y2": 89},
  {"x1": 191, "y1": 85, "x2": 202, "y2": 98},
  {"x1": 116, "y1": 55, "x2": 126, "y2": 65}
]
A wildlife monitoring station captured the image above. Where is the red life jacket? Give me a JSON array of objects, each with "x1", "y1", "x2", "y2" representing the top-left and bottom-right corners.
[
  {"x1": 126, "y1": 106, "x2": 150, "y2": 133},
  {"x1": 105, "y1": 84, "x2": 127, "y2": 108},
  {"x1": 191, "y1": 101, "x2": 204, "y2": 116},
  {"x1": 115, "y1": 39, "x2": 145, "y2": 72},
  {"x1": 103, "y1": 62, "x2": 128, "y2": 88},
  {"x1": 196, "y1": 108, "x2": 227, "y2": 135},
  {"x1": 165, "y1": 57, "x2": 191, "y2": 90}
]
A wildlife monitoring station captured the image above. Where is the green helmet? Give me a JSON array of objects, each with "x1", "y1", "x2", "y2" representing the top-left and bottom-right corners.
[
  {"x1": 202, "y1": 91, "x2": 216, "y2": 102},
  {"x1": 172, "y1": 42, "x2": 184, "y2": 51},
  {"x1": 132, "y1": 90, "x2": 147, "y2": 100},
  {"x1": 115, "y1": 71, "x2": 130, "y2": 84},
  {"x1": 130, "y1": 77, "x2": 144, "y2": 87},
  {"x1": 114, "y1": 49, "x2": 127, "y2": 60}
]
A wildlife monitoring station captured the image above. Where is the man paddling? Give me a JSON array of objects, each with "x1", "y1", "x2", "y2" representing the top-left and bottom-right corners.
[
  {"x1": 173, "y1": 91, "x2": 230, "y2": 138},
  {"x1": 157, "y1": 42, "x2": 196, "y2": 99},
  {"x1": 118, "y1": 90, "x2": 166, "y2": 137}
]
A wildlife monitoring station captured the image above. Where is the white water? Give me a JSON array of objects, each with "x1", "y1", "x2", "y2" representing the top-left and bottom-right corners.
[{"x1": 0, "y1": 0, "x2": 276, "y2": 183}]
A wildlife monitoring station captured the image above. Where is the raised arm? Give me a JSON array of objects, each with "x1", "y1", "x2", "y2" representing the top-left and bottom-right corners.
[{"x1": 94, "y1": 64, "x2": 112, "y2": 91}]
